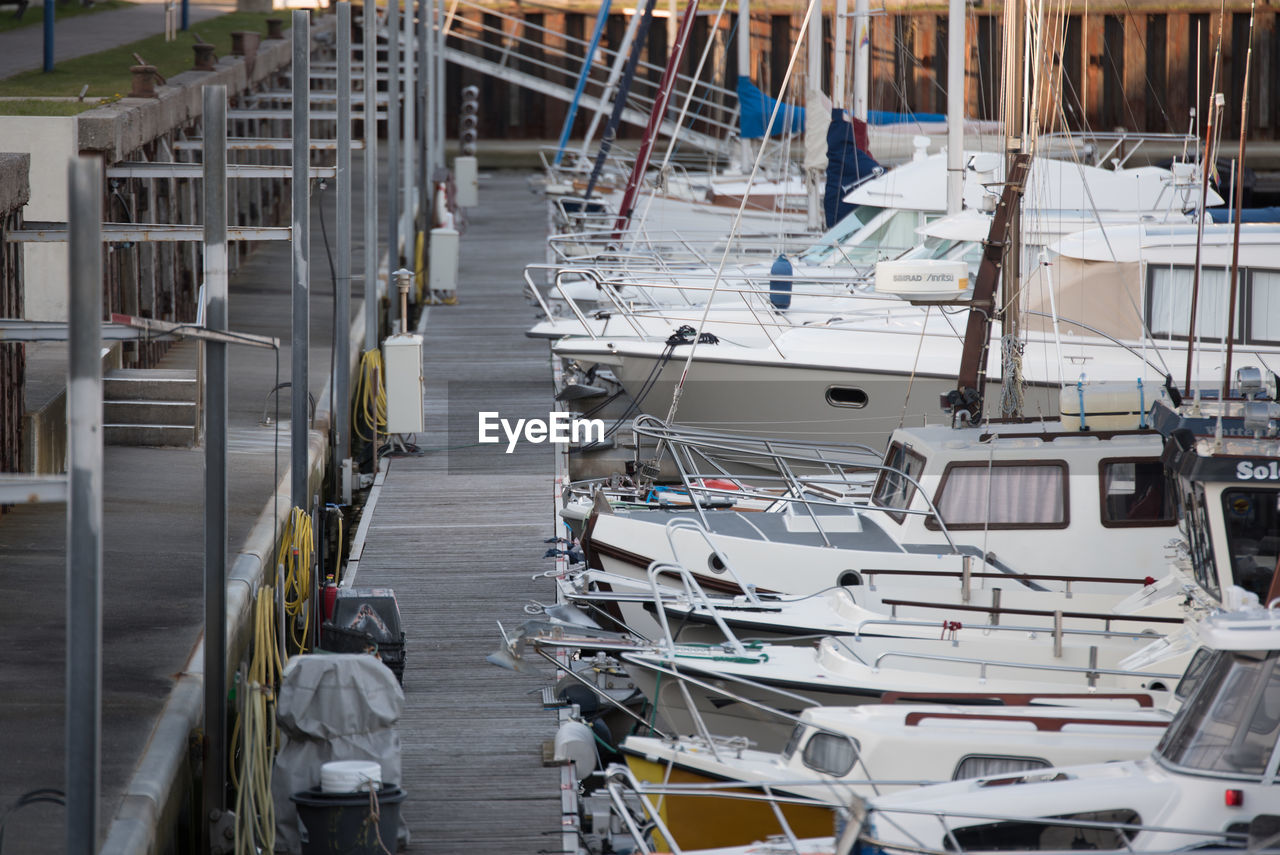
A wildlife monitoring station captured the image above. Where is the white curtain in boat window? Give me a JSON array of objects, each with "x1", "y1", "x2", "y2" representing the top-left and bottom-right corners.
[
  {"x1": 1147, "y1": 265, "x2": 1231, "y2": 340},
  {"x1": 953, "y1": 755, "x2": 1050, "y2": 780},
  {"x1": 1250, "y1": 270, "x2": 1280, "y2": 343},
  {"x1": 936, "y1": 464, "x2": 1065, "y2": 526}
]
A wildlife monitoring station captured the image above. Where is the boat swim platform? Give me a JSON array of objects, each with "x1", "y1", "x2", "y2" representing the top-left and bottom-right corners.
[{"x1": 344, "y1": 171, "x2": 567, "y2": 853}]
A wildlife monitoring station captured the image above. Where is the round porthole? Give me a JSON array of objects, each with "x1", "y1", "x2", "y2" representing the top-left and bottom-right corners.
[
  {"x1": 826, "y1": 386, "x2": 868, "y2": 408},
  {"x1": 708, "y1": 553, "x2": 727, "y2": 574},
  {"x1": 839, "y1": 570, "x2": 863, "y2": 587}
]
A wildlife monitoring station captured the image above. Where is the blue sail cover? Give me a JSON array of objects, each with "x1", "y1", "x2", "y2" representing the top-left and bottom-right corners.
[
  {"x1": 737, "y1": 76, "x2": 805, "y2": 139},
  {"x1": 866, "y1": 109, "x2": 946, "y2": 125},
  {"x1": 825, "y1": 108, "x2": 881, "y2": 228}
]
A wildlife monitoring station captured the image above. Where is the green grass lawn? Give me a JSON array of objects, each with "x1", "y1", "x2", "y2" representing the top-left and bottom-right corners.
[
  {"x1": 0, "y1": 9, "x2": 291, "y2": 109},
  {"x1": 0, "y1": 0, "x2": 133, "y2": 35}
]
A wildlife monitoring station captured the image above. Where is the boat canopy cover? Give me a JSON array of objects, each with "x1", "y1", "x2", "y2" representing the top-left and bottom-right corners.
[
  {"x1": 1207, "y1": 207, "x2": 1280, "y2": 223},
  {"x1": 825, "y1": 108, "x2": 880, "y2": 227},
  {"x1": 867, "y1": 109, "x2": 946, "y2": 125},
  {"x1": 736, "y1": 76, "x2": 805, "y2": 139}
]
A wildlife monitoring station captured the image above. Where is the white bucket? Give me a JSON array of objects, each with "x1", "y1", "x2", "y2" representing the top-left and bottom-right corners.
[{"x1": 320, "y1": 760, "x2": 383, "y2": 793}]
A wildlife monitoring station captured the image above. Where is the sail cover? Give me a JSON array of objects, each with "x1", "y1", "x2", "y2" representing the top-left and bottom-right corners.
[
  {"x1": 824, "y1": 108, "x2": 880, "y2": 227},
  {"x1": 737, "y1": 76, "x2": 805, "y2": 139}
]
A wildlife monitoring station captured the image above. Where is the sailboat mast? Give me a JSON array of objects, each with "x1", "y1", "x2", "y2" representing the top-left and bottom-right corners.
[
  {"x1": 998, "y1": 0, "x2": 1028, "y2": 416},
  {"x1": 738, "y1": 0, "x2": 752, "y2": 167},
  {"x1": 852, "y1": 0, "x2": 868, "y2": 120},
  {"x1": 612, "y1": 0, "x2": 703, "y2": 237},
  {"x1": 806, "y1": 3, "x2": 824, "y2": 229},
  {"x1": 945, "y1": 0, "x2": 963, "y2": 214}
]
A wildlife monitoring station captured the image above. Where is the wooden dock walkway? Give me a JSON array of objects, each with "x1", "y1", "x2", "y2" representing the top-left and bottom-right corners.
[{"x1": 348, "y1": 172, "x2": 568, "y2": 854}]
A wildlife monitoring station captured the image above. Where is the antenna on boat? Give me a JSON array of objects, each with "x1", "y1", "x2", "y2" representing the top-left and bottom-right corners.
[{"x1": 1222, "y1": 0, "x2": 1257, "y2": 397}]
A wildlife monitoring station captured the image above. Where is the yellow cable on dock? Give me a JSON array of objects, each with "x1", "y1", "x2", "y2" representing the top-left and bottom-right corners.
[
  {"x1": 277, "y1": 507, "x2": 315, "y2": 652},
  {"x1": 232, "y1": 585, "x2": 282, "y2": 855},
  {"x1": 353, "y1": 348, "x2": 387, "y2": 444}
]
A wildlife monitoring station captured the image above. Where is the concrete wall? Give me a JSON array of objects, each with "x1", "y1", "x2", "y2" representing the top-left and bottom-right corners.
[{"x1": 0, "y1": 117, "x2": 75, "y2": 322}]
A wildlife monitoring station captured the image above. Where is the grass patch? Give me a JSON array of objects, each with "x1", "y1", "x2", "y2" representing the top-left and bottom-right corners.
[
  {"x1": 0, "y1": 9, "x2": 291, "y2": 100},
  {"x1": 0, "y1": 97, "x2": 106, "y2": 114},
  {"x1": 0, "y1": 0, "x2": 134, "y2": 34}
]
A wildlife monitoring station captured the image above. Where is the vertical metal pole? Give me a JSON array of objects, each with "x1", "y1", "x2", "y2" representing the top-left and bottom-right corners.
[
  {"x1": 292, "y1": 10, "x2": 311, "y2": 512},
  {"x1": 42, "y1": 0, "x2": 54, "y2": 72},
  {"x1": 946, "y1": 0, "x2": 963, "y2": 214},
  {"x1": 388, "y1": 0, "x2": 401, "y2": 274},
  {"x1": 364, "y1": 0, "x2": 379, "y2": 351},
  {"x1": 200, "y1": 84, "x2": 229, "y2": 842},
  {"x1": 736, "y1": 0, "x2": 750, "y2": 168},
  {"x1": 418, "y1": 0, "x2": 430, "y2": 234},
  {"x1": 852, "y1": 0, "x2": 869, "y2": 120},
  {"x1": 66, "y1": 155, "x2": 103, "y2": 855},
  {"x1": 402, "y1": 0, "x2": 415, "y2": 259},
  {"x1": 181, "y1": 0, "x2": 188, "y2": 30},
  {"x1": 335, "y1": 3, "x2": 352, "y2": 488},
  {"x1": 833, "y1": 0, "x2": 847, "y2": 108},
  {"x1": 435, "y1": 0, "x2": 445, "y2": 172}
]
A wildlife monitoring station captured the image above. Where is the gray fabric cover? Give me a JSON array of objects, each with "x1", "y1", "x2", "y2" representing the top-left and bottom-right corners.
[{"x1": 272, "y1": 653, "x2": 408, "y2": 853}]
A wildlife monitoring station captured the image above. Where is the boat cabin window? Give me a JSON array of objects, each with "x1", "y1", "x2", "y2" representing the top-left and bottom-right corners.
[
  {"x1": 872, "y1": 442, "x2": 926, "y2": 523},
  {"x1": 1182, "y1": 482, "x2": 1221, "y2": 602},
  {"x1": 1147, "y1": 265, "x2": 1236, "y2": 342},
  {"x1": 800, "y1": 732, "x2": 858, "y2": 777},
  {"x1": 1099, "y1": 458, "x2": 1175, "y2": 527},
  {"x1": 1249, "y1": 270, "x2": 1280, "y2": 344},
  {"x1": 943, "y1": 810, "x2": 1141, "y2": 851},
  {"x1": 1176, "y1": 648, "x2": 1214, "y2": 701},
  {"x1": 781, "y1": 723, "x2": 806, "y2": 761},
  {"x1": 925, "y1": 461, "x2": 1068, "y2": 530},
  {"x1": 953, "y1": 755, "x2": 1050, "y2": 781},
  {"x1": 799, "y1": 205, "x2": 883, "y2": 264},
  {"x1": 1220, "y1": 488, "x2": 1280, "y2": 602},
  {"x1": 1157, "y1": 649, "x2": 1280, "y2": 781}
]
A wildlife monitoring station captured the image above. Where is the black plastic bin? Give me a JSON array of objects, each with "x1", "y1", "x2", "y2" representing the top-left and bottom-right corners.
[
  {"x1": 292, "y1": 785, "x2": 406, "y2": 855},
  {"x1": 326, "y1": 588, "x2": 406, "y2": 684}
]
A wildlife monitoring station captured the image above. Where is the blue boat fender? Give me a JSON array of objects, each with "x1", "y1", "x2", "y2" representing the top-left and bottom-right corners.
[{"x1": 770, "y1": 253, "x2": 793, "y2": 310}]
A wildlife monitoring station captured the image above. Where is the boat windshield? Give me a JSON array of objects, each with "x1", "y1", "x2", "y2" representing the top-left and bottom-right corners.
[
  {"x1": 1220, "y1": 487, "x2": 1280, "y2": 603},
  {"x1": 799, "y1": 205, "x2": 884, "y2": 264},
  {"x1": 1156, "y1": 649, "x2": 1280, "y2": 781}
]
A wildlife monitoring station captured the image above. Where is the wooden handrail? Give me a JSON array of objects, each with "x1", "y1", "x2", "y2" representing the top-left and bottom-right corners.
[
  {"x1": 879, "y1": 598, "x2": 1182, "y2": 624},
  {"x1": 880, "y1": 691, "x2": 1155, "y2": 707},
  {"x1": 902, "y1": 711, "x2": 1168, "y2": 732},
  {"x1": 863, "y1": 568, "x2": 1154, "y2": 586}
]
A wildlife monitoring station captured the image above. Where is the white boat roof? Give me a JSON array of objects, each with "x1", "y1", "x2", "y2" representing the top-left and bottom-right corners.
[
  {"x1": 1193, "y1": 608, "x2": 1280, "y2": 651},
  {"x1": 1051, "y1": 221, "x2": 1280, "y2": 265},
  {"x1": 846, "y1": 152, "x2": 1222, "y2": 213},
  {"x1": 885, "y1": 422, "x2": 1163, "y2": 462}
]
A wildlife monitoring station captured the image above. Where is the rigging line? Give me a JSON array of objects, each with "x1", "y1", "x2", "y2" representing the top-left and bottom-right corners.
[
  {"x1": 1185, "y1": 0, "x2": 1227, "y2": 393},
  {"x1": 1113, "y1": 0, "x2": 1177, "y2": 133},
  {"x1": 1221, "y1": 0, "x2": 1256, "y2": 395},
  {"x1": 897, "y1": 304, "x2": 931, "y2": 430},
  {"x1": 661, "y1": 0, "x2": 824, "y2": 431}
]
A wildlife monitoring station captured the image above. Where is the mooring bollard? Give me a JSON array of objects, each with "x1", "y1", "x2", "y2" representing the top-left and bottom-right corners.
[
  {"x1": 128, "y1": 65, "x2": 160, "y2": 98},
  {"x1": 265, "y1": 17, "x2": 284, "y2": 40},
  {"x1": 230, "y1": 30, "x2": 260, "y2": 57},
  {"x1": 192, "y1": 43, "x2": 217, "y2": 71}
]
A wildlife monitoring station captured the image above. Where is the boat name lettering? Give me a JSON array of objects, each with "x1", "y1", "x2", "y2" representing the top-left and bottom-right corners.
[
  {"x1": 1235, "y1": 460, "x2": 1280, "y2": 481},
  {"x1": 890, "y1": 273, "x2": 956, "y2": 283},
  {"x1": 477, "y1": 412, "x2": 606, "y2": 453}
]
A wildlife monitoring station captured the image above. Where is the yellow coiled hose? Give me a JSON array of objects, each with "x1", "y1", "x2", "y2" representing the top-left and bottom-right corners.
[{"x1": 353, "y1": 349, "x2": 387, "y2": 445}]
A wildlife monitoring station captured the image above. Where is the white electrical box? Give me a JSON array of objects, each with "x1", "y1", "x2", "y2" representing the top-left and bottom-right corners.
[
  {"x1": 382, "y1": 333, "x2": 424, "y2": 434},
  {"x1": 454, "y1": 156, "x2": 479, "y2": 207},
  {"x1": 429, "y1": 226, "x2": 460, "y2": 294}
]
